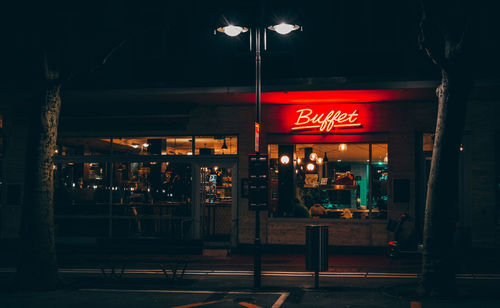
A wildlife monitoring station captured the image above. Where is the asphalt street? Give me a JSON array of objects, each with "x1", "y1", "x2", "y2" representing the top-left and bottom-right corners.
[{"x1": 1, "y1": 269, "x2": 500, "y2": 308}]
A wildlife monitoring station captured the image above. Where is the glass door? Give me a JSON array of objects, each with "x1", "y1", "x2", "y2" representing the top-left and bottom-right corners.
[{"x1": 199, "y1": 165, "x2": 233, "y2": 242}]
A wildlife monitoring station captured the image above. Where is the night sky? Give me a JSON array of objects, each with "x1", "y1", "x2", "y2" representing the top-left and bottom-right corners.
[{"x1": 1, "y1": 0, "x2": 498, "y2": 91}]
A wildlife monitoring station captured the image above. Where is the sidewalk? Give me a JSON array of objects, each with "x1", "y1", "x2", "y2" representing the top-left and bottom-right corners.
[{"x1": 53, "y1": 249, "x2": 500, "y2": 276}]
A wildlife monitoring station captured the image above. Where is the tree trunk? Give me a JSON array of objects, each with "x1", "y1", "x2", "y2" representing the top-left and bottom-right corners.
[
  {"x1": 420, "y1": 69, "x2": 470, "y2": 296},
  {"x1": 17, "y1": 79, "x2": 62, "y2": 290},
  {"x1": 418, "y1": 0, "x2": 472, "y2": 296}
]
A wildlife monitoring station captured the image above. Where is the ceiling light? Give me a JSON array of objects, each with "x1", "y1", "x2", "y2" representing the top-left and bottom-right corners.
[
  {"x1": 309, "y1": 152, "x2": 318, "y2": 161},
  {"x1": 317, "y1": 157, "x2": 323, "y2": 165},
  {"x1": 306, "y1": 163, "x2": 315, "y2": 171},
  {"x1": 280, "y1": 155, "x2": 290, "y2": 165},
  {"x1": 339, "y1": 144, "x2": 347, "y2": 151}
]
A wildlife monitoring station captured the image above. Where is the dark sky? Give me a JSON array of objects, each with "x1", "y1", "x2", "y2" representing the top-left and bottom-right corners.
[{"x1": 1, "y1": 0, "x2": 498, "y2": 91}]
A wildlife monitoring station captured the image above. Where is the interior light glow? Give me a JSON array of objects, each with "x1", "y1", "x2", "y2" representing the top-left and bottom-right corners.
[
  {"x1": 339, "y1": 144, "x2": 347, "y2": 151},
  {"x1": 217, "y1": 25, "x2": 248, "y2": 37},
  {"x1": 316, "y1": 157, "x2": 323, "y2": 165},
  {"x1": 187, "y1": 152, "x2": 193, "y2": 155},
  {"x1": 213, "y1": 166, "x2": 219, "y2": 171},
  {"x1": 306, "y1": 163, "x2": 315, "y2": 171},
  {"x1": 143, "y1": 143, "x2": 149, "y2": 148},
  {"x1": 309, "y1": 152, "x2": 318, "y2": 161},
  {"x1": 280, "y1": 155, "x2": 290, "y2": 165},
  {"x1": 268, "y1": 23, "x2": 299, "y2": 35},
  {"x1": 132, "y1": 144, "x2": 139, "y2": 149},
  {"x1": 297, "y1": 157, "x2": 302, "y2": 164}
]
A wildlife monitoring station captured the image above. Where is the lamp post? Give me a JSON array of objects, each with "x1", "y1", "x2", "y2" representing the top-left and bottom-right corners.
[{"x1": 216, "y1": 19, "x2": 300, "y2": 289}]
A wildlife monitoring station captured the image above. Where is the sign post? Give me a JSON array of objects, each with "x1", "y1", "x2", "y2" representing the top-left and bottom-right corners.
[{"x1": 248, "y1": 154, "x2": 268, "y2": 288}]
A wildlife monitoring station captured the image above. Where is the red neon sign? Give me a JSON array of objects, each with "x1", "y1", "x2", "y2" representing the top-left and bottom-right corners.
[{"x1": 291, "y1": 108, "x2": 362, "y2": 133}]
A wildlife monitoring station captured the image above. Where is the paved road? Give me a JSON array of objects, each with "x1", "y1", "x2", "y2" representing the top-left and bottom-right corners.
[{"x1": 2, "y1": 269, "x2": 500, "y2": 308}]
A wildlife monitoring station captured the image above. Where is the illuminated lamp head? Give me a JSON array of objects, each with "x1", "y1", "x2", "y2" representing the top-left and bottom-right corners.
[
  {"x1": 309, "y1": 152, "x2": 318, "y2": 161},
  {"x1": 339, "y1": 144, "x2": 347, "y2": 152},
  {"x1": 267, "y1": 23, "x2": 300, "y2": 35},
  {"x1": 316, "y1": 157, "x2": 323, "y2": 165},
  {"x1": 297, "y1": 157, "x2": 302, "y2": 164},
  {"x1": 306, "y1": 162, "x2": 315, "y2": 172},
  {"x1": 280, "y1": 155, "x2": 290, "y2": 165},
  {"x1": 216, "y1": 25, "x2": 248, "y2": 37}
]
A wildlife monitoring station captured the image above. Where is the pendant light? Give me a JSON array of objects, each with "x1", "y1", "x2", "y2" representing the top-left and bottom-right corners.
[{"x1": 222, "y1": 137, "x2": 228, "y2": 150}]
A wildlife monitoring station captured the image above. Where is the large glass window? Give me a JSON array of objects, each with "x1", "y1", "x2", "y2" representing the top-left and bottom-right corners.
[
  {"x1": 195, "y1": 136, "x2": 237, "y2": 155},
  {"x1": 54, "y1": 134, "x2": 237, "y2": 238},
  {"x1": 57, "y1": 136, "x2": 237, "y2": 156},
  {"x1": 268, "y1": 143, "x2": 388, "y2": 219},
  {"x1": 58, "y1": 138, "x2": 111, "y2": 156},
  {"x1": 113, "y1": 137, "x2": 192, "y2": 155}
]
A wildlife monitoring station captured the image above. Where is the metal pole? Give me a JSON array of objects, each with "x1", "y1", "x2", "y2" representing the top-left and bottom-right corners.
[
  {"x1": 254, "y1": 209, "x2": 261, "y2": 288},
  {"x1": 108, "y1": 138, "x2": 114, "y2": 238},
  {"x1": 254, "y1": 27, "x2": 262, "y2": 289},
  {"x1": 256, "y1": 27, "x2": 261, "y2": 129}
]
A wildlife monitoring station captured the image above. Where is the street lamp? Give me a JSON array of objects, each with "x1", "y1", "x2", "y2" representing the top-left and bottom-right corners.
[
  {"x1": 216, "y1": 22, "x2": 300, "y2": 153},
  {"x1": 216, "y1": 18, "x2": 300, "y2": 289}
]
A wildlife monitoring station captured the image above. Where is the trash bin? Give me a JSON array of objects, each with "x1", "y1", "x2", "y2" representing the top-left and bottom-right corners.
[{"x1": 306, "y1": 225, "x2": 328, "y2": 272}]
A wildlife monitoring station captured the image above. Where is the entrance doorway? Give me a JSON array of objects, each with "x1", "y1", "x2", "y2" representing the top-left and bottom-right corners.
[{"x1": 193, "y1": 162, "x2": 238, "y2": 246}]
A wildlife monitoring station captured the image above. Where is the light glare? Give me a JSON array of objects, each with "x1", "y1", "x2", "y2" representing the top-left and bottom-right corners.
[
  {"x1": 271, "y1": 23, "x2": 298, "y2": 35},
  {"x1": 223, "y1": 25, "x2": 244, "y2": 37}
]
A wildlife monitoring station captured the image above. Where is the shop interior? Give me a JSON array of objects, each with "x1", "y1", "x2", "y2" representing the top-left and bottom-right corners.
[{"x1": 268, "y1": 143, "x2": 388, "y2": 219}]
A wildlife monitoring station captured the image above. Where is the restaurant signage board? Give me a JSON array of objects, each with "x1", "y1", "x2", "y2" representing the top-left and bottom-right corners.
[{"x1": 291, "y1": 107, "x2": 362, "y2": 133}]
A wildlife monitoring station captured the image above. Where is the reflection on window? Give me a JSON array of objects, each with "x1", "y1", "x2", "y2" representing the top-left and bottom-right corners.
[
  {"x1": 54, "y1": 161, "x2": 193, "y2": 238},
  {"x1": 195, "y1": 136, "x2": 237, "y2": 155},
  {"x1": 371, "y1": 144, "x2": 388, "y2": 219},
  {"x1": 268, "y1": 143, "x2": 388, "y2": 220},
  {"x1": 57, "y1": 138, "x2": 111, "y2": 155},
  {"x1": 55, "y1": 162, "x2": 109, "y2": 208}
]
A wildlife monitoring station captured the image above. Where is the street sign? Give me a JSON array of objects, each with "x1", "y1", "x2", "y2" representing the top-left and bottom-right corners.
[{"x1": 248, "y1": 154, "x2": 268, "y2": 210}]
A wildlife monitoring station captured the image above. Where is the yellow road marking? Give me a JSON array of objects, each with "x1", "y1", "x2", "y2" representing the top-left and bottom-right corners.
[
  {"x1": 171, "y1": 299, "x2": 227, "y2": 308},
  {"x1": 239, "y1": 302, "x2": 262, "y2": 308}
]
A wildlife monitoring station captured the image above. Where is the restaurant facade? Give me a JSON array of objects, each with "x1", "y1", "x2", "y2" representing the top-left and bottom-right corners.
[{"x1": 1, "y1": 80, "x2": 499, "y2": 251}]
